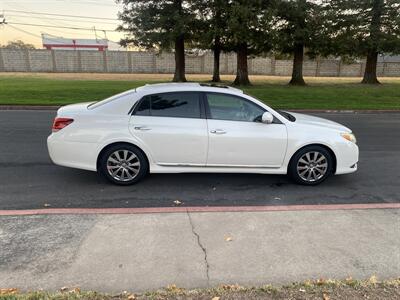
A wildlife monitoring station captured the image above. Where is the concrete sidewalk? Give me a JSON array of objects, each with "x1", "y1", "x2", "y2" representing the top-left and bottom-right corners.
[{"x1": 1, "y1": 209, "x2": 399, "y2": 292}]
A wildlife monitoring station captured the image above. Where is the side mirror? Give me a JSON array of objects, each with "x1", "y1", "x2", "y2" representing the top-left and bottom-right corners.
[{"x1": 261, "y1": 112, "x2": 274, "y2": 124}]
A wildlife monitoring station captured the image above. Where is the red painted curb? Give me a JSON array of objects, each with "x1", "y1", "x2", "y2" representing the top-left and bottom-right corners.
[{"x1": 0, "y1": 203, "x2": 399, "y2": 216}]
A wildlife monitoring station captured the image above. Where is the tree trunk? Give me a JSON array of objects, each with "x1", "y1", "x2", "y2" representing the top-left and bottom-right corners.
[
  {"x1": 289, "y1": 43, "x2": 306, "y2": 86},
  {"x1": 233, "y1": 43, "x2": 250, "y2": 86},
  {"x1": 362, "y1": 50, "x2": 380, "y2": 84},
  {"x1": 173, "y1": 34, "x2": 186, "y2": 82},
  {"x1": 212, "y1": 40, "x2": 221, "y2": 82},
  {"x1": 362, "y1": 0, "x2": 382, "y2": 84}
]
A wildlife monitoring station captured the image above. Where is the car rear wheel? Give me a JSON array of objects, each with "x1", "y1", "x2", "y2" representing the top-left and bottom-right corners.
[
  {"x1": 288, "y1": 146, "x2": 333, "y2": 185},
  {"x1": 99, "y1": 144, "x2": 148, "y2": 185}
]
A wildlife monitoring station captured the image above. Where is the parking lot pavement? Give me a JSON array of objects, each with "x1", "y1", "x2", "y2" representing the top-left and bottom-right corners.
[
  {"x1": 0, "y1": 208, "x2": 399, "y2": 292},
  {"x1": 0, "y1": 111, "x2": 399, "y2": 210}
]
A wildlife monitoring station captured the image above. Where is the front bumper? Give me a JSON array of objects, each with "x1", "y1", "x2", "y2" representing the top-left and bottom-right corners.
[{"x1": 334, "y1": 142, "x2": 359, "y2": 175}]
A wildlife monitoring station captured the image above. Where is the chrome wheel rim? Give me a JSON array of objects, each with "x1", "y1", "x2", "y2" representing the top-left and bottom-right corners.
[
  {"x1": 106, "y1": 150, "x2": 140, "y2": 182},
  {"x1": 297, "y1": 151, "x2": 328, "y2": 182}
]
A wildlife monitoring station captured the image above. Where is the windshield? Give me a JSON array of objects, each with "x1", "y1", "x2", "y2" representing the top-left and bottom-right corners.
[
  {"x1": 276, "y1": 110, "x2": 296, "y2": 122},
  {"x1": 244, "y1": 92, "x2": 296, "y2": 122}
]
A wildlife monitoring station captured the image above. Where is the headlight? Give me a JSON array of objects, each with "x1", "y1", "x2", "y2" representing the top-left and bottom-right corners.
[{"x1": 341, "y1": 132, "x2": 357, "y2": 144}]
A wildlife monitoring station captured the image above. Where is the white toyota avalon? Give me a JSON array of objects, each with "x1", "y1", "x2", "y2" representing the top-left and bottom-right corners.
[{"x1": 47, "y1": 83, "x2": 358, "y2": 186}]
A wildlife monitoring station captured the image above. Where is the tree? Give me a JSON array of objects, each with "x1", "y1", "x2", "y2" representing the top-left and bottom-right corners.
[
  {"x1": 325, "y1": 0, "x2": 400, "y2": 84},
  {"x1": 117, "y1": 0, "x2": 195, "y2": 82},
  {"x1": 1, "y1": 40, "x2": 35, "y2": 49},
  {"x1": 225, "y1": 0, "x2": 275, "y2": 85},
  {"x1": 273, "y1": 0, "x2": 325, "y2": 85},
  {"x1": 193, "y1": 0, "x2": 229, "y2": 82}
]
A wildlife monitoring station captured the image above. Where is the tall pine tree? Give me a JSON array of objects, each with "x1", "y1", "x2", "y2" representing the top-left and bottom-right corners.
[
  {"x1": 192, "y1": 0, "x2": 229, "y2": 82},
  {"x1": 117, "y1": 0, "x2": 195, "y2": 82},
  {"x1": 273, "y1": 0, "x2": 325, "y2": 85},
  {"x1": 214, "y1": 0, "x2": 273, "y2": 85},
  {"x1": 325, "y1": 0, "x2": 400, "y2": 84}
]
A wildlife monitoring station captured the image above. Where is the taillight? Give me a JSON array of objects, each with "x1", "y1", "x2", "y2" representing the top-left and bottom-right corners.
[{"x1": 52, "y1": 117, "x2": 74, "y2": 132}]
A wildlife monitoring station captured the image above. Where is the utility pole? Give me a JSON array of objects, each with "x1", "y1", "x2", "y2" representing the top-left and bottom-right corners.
[
  {"x1": 0, "y1": 13, "x2": 6, "y2": 47},
  {"x1": 93, "y1": 26, "x2": 99, "y2": 41}
]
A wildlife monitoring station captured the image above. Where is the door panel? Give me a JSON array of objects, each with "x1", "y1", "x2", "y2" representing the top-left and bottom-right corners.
[
  {"x1": 206, "y1": 119, "x2": 287, "y2": 167},
  {"x1": 130, "y1": 116, "x2": 208, "y2": 165},
  {"x1": 205, "y1": 92, "x2": 287, "y2": 167},
  {"x1": 129, "y1": 91, "x2": 208, "y2": 165}
]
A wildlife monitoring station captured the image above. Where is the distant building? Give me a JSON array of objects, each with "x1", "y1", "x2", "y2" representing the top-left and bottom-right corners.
[{"x1": 42, "y1": 34, "x2": 108, "y2": 51}]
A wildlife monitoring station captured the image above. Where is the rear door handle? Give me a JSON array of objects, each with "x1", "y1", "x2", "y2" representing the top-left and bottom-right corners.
[
  {"x1": 134, "y1": 126, "x2": 151, "y2": 131},
  {"x1": 210, "y1": 129, "x2": 226, "y2": 134}
]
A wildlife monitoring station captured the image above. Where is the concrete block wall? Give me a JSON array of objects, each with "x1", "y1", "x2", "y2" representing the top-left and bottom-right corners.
[
  {"x1": 274, "y1": 60, "x2": 292, "y2": 76},
  {"x1": 53, "y1": 51, "x2": 79, "y2": 72},
  {"x1": 1, "y1": 49, "x2": 29, "y2": 72},
  {"x1": 340, "y1": 62, "x2": 363, "y2": 77},
  {"x1": 318, "y1": 60, "x2": 339, "y2": 76},
  {"x1": 186, "y1": 55, "x2": 204, "y2": 74},
  {"x1": 227, "y1": 54, "x2": 237, "y2": 74},
  {"x1": 80, "y1": 51, "x2": 104, "y2": 72},
  {"x1": 29, "y1": 50, "x2": 53, "y2": 72},
  {"x1": 106, "y1": 51, "x2": 129, "y2": 73},
  {"x1": 249, "y1": 57, "x2": 273, "y2": 75},
  {"x1": 203, "y1": 52, "x2": 214, "y2": 74},
  {"x1": 382, "y1": 62, "x2": 400, "y2": 77},
  {"x1": 132, "y1": 52, "x2": 156, "y2": 73},
  {"x1": 0, "y1": 49, "x2": 399, "y2": 77},
  {"x1": 303, "y1": 60, "x2": 318, "y2": 76}
]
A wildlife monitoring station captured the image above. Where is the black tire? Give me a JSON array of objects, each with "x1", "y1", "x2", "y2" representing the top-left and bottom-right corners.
[
  {"x1": 288, "y1": 145, "x2": 333, "y2": 186},
  {"x1": 98, "y1": 144, "x2": 149, "y2": 185}
]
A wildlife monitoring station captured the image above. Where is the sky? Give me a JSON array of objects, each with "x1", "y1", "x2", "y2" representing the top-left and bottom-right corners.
[{"x1": 0, "y1": 0, "x2": 125, "y2": 49}]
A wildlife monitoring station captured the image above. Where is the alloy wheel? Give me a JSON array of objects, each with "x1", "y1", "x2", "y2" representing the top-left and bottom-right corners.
[
  {"x1": 296, "y1": 151, "x2": 328, "y2": 182},
  {"x1": 106, "y1": 150, "x2": 141, "y2": 182}
]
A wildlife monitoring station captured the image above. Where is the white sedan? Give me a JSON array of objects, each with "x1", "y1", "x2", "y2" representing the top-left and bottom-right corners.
[{"x1": 47, "y1": 83, "x2": 358, "y2": 185}]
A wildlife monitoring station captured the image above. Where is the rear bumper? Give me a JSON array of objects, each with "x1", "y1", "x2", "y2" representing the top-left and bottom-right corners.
[{"x1": 47, "y1": 134, "x2": 98, "y2": 171}]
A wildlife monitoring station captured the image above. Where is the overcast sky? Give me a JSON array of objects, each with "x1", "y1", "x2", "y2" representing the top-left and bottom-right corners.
[{"x1": 0, "y1": 0, "x2": 125, "y2": 49}]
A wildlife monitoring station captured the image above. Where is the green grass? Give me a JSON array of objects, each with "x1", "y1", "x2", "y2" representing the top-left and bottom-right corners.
[
  {"x1": 1, "y1": 74, "x2": 399, "y2": 109},
  {"x1": 244, "y1": 83, "x2": 400, "y2": 109},
  {"x1": 0, "y1": 77, "x2": 146, "y2": 106}
]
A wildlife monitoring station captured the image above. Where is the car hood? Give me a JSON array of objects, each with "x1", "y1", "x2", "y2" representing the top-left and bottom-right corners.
[
  {"x1": 288, "y1": 112, "x2": 352, "y2": 133},
  {"x1": 57, "y1": 102, "x2": 95, "y2": 115}
]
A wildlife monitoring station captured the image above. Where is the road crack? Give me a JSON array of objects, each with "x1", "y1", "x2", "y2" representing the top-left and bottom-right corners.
[{"x1": 186, "y1": 210, "x2": 210, "y2": 286}]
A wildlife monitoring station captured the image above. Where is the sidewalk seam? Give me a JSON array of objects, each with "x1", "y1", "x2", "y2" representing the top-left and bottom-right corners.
[
  {"x1": 1, "y1": 203, "x2": 400, "y2": 215},
  {"x1": 187, "y1": 210, "x2": 210, "y2": 286}
]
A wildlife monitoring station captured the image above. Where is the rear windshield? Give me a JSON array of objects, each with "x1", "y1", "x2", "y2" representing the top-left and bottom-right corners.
[{"x1": 88, "y1": 89, "x2": 136, "y2": 109}]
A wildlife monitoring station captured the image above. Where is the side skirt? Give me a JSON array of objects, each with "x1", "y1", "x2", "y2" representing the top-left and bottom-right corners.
[{"x1": 149, "y1": 164, "x2": 287, "y2": 175}]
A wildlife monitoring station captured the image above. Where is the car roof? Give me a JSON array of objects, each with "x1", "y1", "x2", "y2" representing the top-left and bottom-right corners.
[{"x1": 136, "y1": 82, "x2": 244, "y2": 95}]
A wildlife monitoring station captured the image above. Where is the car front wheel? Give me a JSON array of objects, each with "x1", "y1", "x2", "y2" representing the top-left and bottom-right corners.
[
  {"x1": 288, "y1": 146, "x2": 333, "y2": 185},
  {"x1": 99, "y1": 144, "x2": 148, "y2": 185}
]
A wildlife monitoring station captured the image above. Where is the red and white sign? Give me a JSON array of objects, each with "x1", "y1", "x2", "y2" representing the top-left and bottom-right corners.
[{"x1": 42, "y1": 34, "x2": 108, "y2": 51}]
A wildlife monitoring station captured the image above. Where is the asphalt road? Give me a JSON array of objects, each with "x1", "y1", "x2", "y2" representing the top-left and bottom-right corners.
[{"x1": 0, "y1": 111, "x2": 399, "y2": 210}]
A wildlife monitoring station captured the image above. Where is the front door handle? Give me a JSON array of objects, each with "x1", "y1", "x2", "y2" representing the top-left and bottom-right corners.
[
  {"x1": 210, "y1": 129, "x2": 226, "y2": 134},
  {"x1": 134, "y1": 126, "x2": 151, "y2": 131}
]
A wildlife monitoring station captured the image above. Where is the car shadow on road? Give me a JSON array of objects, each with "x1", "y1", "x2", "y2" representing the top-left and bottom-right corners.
[
  {"x1": 2, "y1": 164, "x2": 394, "y2": 210},
  {"x1": 38, "y1": 166, "x2": 390, "y2": 208}
]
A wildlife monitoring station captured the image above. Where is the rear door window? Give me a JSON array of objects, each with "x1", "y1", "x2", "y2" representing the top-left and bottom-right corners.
[
  {"x1": 135, "y1": 96, "x2": 150, "y2": 116},
  {"x1": 134, "y1": 92, "x2": 201, "y2": 118}
]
